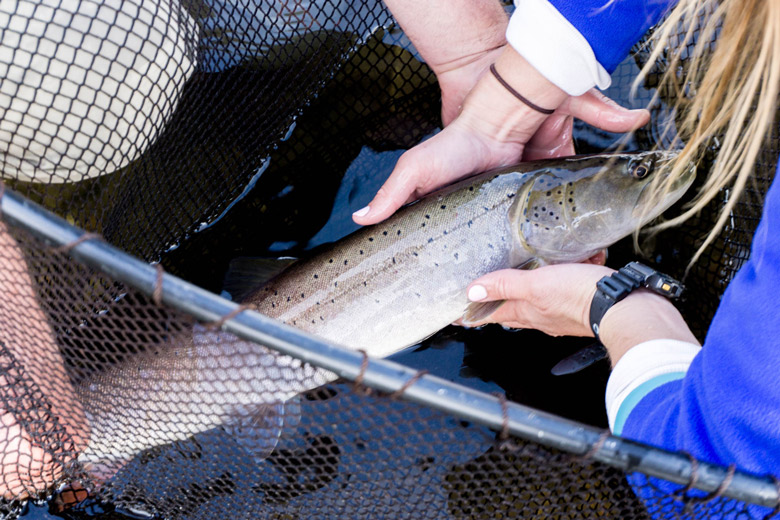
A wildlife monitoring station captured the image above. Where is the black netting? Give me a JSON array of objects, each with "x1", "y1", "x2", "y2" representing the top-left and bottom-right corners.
[{"x1": 0, "y1": 1, "x2": 776, "y2": 519}]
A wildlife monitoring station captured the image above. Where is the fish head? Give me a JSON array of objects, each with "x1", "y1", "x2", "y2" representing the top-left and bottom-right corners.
[{"x1": 513, "y1": 151, "x2": 695, "y2": 262}]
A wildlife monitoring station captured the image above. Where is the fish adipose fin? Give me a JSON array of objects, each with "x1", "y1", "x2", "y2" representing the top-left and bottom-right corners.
[
  {"x1": 460, "y1": 258, "x2": 542, "y2": 325},
  {"x1": 223, "y1": 257, "x2": 298, "y2": 302}
]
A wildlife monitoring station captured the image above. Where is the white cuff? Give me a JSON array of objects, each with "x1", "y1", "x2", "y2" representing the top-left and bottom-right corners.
[
  {"x1": 606, "y1": 339, "x2": 701, "y2": 434},
  {"x1": 506, "y1": 0, "x2": 611, "y2": 96}
]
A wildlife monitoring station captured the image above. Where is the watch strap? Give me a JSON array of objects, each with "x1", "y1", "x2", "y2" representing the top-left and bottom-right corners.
[{"x1": 589, "y1": 262, "x2": 684, "y2": 341}]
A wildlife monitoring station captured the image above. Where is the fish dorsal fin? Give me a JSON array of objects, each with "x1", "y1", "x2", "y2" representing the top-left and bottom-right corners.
[
  {"x1": 460, "y1": 257, "x2": 542, "y2": 325},
  {"x1": 223, "y1": 257, "x2": 297, "y2": 302}
]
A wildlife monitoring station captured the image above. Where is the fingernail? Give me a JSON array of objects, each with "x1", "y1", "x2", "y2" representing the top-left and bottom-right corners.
[
  {"x1": 353, "y1": 206, "x2": 370, "y2": 218},
  {"x1": 468, "y1": 285, "x2": 487, "y2": 301}
]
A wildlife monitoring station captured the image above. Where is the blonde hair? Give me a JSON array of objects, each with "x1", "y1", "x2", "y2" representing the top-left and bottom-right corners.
[{"x1": 638, "y1": 0, "x2": 780, "y2": 266}]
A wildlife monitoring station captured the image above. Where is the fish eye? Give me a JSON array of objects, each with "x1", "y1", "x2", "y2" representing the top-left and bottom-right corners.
[{"x1": 631, "y1": 164, "x2": 649, "y2": 179}]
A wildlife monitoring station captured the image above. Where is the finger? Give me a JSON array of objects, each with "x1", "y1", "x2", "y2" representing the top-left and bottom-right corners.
[
  {"x1": 523, "y1": 114, "x2": 575, "y2": 160},
  {"x1": 466, "y1": 269, "x2": 529, "y2": 303},
  {"x1": 352, "y1": 165, "x2": 420, "y2": 226},
  {"x1": 561, "y1": 90, "x2": 650, "y2": 133},
  {"x1": 582, "y1": 249, "x2": 607, "y2": 266}
]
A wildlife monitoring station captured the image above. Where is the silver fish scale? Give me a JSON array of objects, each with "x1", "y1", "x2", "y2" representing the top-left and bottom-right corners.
[{"x1": 250, "y1": 171, "x2": 533, "y2": 357}]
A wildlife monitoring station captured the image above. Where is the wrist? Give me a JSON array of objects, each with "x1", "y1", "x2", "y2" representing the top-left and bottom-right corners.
[
  {"x1": 598, "y1": 291, "x2": 699, "y2": 366},
  {"x1": 457, "y1": 46, "x2": 567, "y2": 143}
]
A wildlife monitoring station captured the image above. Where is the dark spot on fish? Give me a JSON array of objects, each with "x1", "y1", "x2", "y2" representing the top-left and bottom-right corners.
[
  {"x1": 359, "y1": 250, "x2": 364, "y2": 255},
  {"x1": 271, "y1": 303, "x2": 276, "y2": 308},
  {"x1": 534, "y1": 223, "x2": 539, "y2": 227},
  {"x1": 274, "y1": 290, "x2": 278, "y2": 296},
  {"x1": 568, "y1": 182, "x2": 573, "y2": 186},
  {"x1": 541, "y1": 207, "x2": 546, "y2": 211},
  {"x1": 320, "y1": 316, "x2": 324, "y2": 321},
  {"x1": 287, "y1": 296, "x2": 291, "y2": 302},
  {"x1": 421, "y1": 222, "x2": 426, "y2": 227},
  {"x1": 434, "y1": 262, "x2": 439, "y2": 267},
  {"x1": 443, "y1": 230, "x2": 448, "y2": 235},
  {"x1": 428, "y1": 238, "x2": 434, "y2": 243},
  {"x1": 546, "y1": 191, "x2": 551, "y2": 196},
  {"x1": 313, "y1": 274, "x2": 318, "y2": 279},
  {"x1": 301, "y1": 293, "x2": 305, "y2": 298},
  {"x1": 392, "y1": 257, "x2": 397, "y2": 264},
  {"x1": 507, "y1": 193, "x2": 515, "y2": 198},
  {"x1": 454, "y1": 253, "x2": 459, "y2": 260},
  {"x1": 483, "y1": 206, "x2": 490, "y2": 212},
  {"x1": 557, "y1": 190, "x2": 562, "y2": 194},
  {"x1": 316, "y1": 301, "x2": 320, "y2": 305},
  {"x1": 412, "y1": 252, "x2": 418, "y2": 257},
  {"x1": 555, "y1": 216, "x2": 559, "y2": 220},
  {"x1": 468, "y1": 219, "x2": 473, "y2": 227},
  {"x1": 469, "y1": 186, "x2": 474, "y2": 191},
  {"x1": 425, "y1": 214, "x2": 430, "y2": 219},
  {"x1": 525, "y1": 218, "x2": 530, "y2": 223},
  {"x1": 375, "y1": 299, "x2": 380, "y2": 303},
  {"x1": 334, "y1": 282, "x2": 338, "y2": 287},
  {"x1": 369, "y1": 237, "x2": 374, "y2": 241},
  {"x1": 383, "y1": 231, "x2": 388, "y2": 236},
  {"x1": 549, "y1": 212, "x2": 554, "y2": 216},
  {"x1": 331, "y1": 299, "x2": 335, "y2": 303},
  {"x1": 293, "y1": 320, "x2": 297, "y2": 325},
  {"x1": 488, "y1": 243, "x2": 494, "y2": 249},
  {"x1": 415, "y1": 292, "x2": 421, "y2": 297},
  {"x1": 329, "y1": 259, "x2": 333, "y2": 263},
  {"x1": 572, "y1": 207, "x2": 576, "y2": 212},
  {"x1": 397, "y1": 230, "x2": 401, "y2": 235},
  {"x1": 568, "y1": 198, "x2": 573, "y2": 203},
  {"x1": 545, "y1": 227, "x2": 549, "y2": 230},
  {"x1": 363, "y1": 281, "x2": 367, "y2": 286},
  {"x1": 534, "y1": 213, "x2": 539, "y2": 217},
  {"x1": 312, "y1": 320, "x2": 316, "y2": 324},
  {"x1": 440, "y1": 205, "x2": 446, "y2": 210},
  {"x1": 344, "y1": 260, "x2": 348, "y2": 265},
  {"x1": 559, "y1": 201, "x2": 563, "y2": 205}
]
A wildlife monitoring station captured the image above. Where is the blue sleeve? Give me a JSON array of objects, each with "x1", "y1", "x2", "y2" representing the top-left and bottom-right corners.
[
  {"x1": 621, "y1": 159, "x2": 780, "y2": 477},
  {"x1": 548, "y1": 0, "x2": 676, "y2": 72}
]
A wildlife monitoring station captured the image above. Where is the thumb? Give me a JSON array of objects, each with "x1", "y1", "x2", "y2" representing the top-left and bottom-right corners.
[
  {"x1": 466, "y1": 269, "x2": 529, "y2": 303},
  {"x1": 352, "y1": 167, "x2": 418, "y2": 226},
  {"x1": 561, "y1": 89, "x2": 650, "y2": 133}
]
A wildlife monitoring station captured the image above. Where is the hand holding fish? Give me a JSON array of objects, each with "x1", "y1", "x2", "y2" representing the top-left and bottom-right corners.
[
  {"x1": 464, "y1": 264, "x2": 699, "y2": 365},
  {"x1": 353, "y1": 46, "x2": 651, "y2": 225}
]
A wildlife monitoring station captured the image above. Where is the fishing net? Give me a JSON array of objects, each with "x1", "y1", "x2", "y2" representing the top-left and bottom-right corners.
[{"x1": 0, "y1": 1, "x2": 776, "y2": 519}]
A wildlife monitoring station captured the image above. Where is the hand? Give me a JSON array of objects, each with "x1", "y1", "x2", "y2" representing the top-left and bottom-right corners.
[
  {"x1": 463, "y1": 263, "x2": 699, "y2": 365},
  {"x1": 353, "y1": 47, "x2": 651, "y2": 226},
  {"x1": 0, "y1": 224, "x2": 88, "y2": 499}
]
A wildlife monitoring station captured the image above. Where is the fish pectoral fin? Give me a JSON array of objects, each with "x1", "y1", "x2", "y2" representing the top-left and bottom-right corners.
[
  {"x1": 461, "y1": 300, "x2": 505, "y2": 325},
  {"x1": 224, "y1": 398, "x2": 300, "y2": 464},
  {"x1": 222, "y1": 256, "x2": 298, "y2": 302}
]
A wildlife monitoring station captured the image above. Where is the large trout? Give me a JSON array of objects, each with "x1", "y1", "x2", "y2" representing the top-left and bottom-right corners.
[{"x1": 79, "y1": 151, "x2": 695, "y2": 478}]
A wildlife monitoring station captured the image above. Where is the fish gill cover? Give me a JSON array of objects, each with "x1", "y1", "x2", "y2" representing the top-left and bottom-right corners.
[{"x1": 0, "y1": 1, "x2": 775, "y2": 519}]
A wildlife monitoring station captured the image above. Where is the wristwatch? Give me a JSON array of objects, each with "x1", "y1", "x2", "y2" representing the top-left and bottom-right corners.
[{"x1": 589, "y1": 261, "x2": 684, "y2": 341}]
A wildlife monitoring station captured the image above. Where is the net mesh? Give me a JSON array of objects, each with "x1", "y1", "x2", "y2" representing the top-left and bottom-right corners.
[{"x1": 0, "y1": 1, "x2": 775, "y2": 519}]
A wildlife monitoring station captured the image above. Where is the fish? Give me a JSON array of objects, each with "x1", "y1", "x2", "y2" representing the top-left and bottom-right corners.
[{"x1": 77, "y1": 151, "x2": 695, "y2": 480}]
